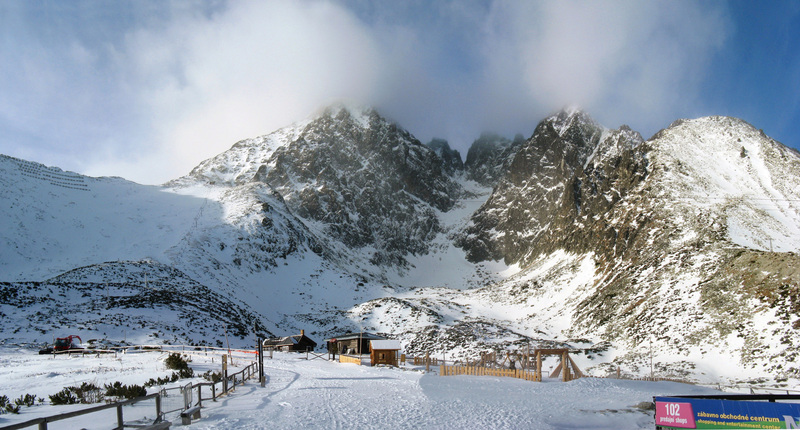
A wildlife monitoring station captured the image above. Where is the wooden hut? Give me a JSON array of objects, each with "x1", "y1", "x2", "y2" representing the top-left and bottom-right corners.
[
  {"x1": 369, "y1": 340, "x2": 401, "y2": 367},
  {"x1": 263, "y1": 330, "x2": 317, "y2": 352},
  {"x1": 325, "y1": 332, "x2": 386, "y2": 355}
]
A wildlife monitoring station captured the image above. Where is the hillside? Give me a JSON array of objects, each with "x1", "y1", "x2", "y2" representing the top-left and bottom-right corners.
[{"x1": 1, "y1": 107, "x2": 800, "y2": 385}]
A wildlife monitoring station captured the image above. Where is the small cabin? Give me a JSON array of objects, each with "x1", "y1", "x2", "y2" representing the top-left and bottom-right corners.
[
  {"x1": 326, "y1": 332, "x2": 386, "y2": 355},
  {"x1": 369, "y1": 339, "x2": 401, "y2": 367},
  {"x1": 263, "y1": 330, "x2": 317, "y2": 352}
]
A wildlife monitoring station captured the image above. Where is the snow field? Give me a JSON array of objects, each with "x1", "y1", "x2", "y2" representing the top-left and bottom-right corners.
[{"x1": 0, "y1": 348, "x2": 723, "y2": 430}]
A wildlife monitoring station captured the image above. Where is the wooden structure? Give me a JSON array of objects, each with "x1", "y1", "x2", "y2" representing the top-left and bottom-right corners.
[
  {"x1": 325, "y1": 332, "x2": 386, "y2": 355},
  {"x1": 440, "y1": 365, "x2": 537, "y2": 381},
  {"x1": 369, "y1": 340, "x2": 401, "y2": 366},
  {"x1": 339, "y1": 355, "x2": 362, "y2": 365},
  {"x1": 263, "y1": 330, "x2": 318, "y2": 352},
  {"x1": 437, "y1": 348, "x2": 583, "y2": 383},
  {"x1": 533, "y1": 348, "x2": 583, "y2": 382}
]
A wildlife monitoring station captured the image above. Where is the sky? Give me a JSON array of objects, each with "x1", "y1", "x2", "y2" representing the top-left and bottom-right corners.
[{"x1": 1, "y1": 0, "x2": 799, "y2": 185}]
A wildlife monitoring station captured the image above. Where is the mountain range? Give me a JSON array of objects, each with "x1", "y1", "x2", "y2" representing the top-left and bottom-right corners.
[{"x1": 2, "y1": 104, "x2": 799, "y2": 383}]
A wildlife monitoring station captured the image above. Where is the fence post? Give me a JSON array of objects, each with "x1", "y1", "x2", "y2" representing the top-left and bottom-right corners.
[
  {"x1": 222, "y1": 354, "x2": 228, "y2": 394},
  {"x1": 535, "y1": 350, "x2": 542, "y2": 382},
  {"x1": 258, "y1": 339, "x2": 265, "y2": 387},
  {"x1": 197, "y1": 384, "x2": 202, "y2": 408},
  {"x1": 116, "y1": 404, "x2": 123, "y2": 430},
  {"x1": 212, "y1": 382, "x2": 217, "y2": 402},
  {"x1": 156, "y1": 393, "x2": 162, "y2": 421}
]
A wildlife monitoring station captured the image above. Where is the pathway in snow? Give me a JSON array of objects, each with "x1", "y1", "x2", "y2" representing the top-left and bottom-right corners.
[{"x1": 189, "y1": 355, "x2": 719, "y2": 430}]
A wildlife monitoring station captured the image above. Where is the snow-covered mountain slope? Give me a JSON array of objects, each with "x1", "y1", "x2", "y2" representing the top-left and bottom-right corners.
[
  {"x1": 0, "y1": 261, "x2": 271, "y2": 347},
  {"x1": 0, "y1": 154, "x2": 334, "y2": 346},
  {"x1": 0, "y1": 154, "x2": 210, "y2": 281},
  {"x1": 2, "y1": 106, "x2": 800, "y2": 385},
  {"x1": 179, "y1": 105, "x2": 463, "y2": 269},
  {"x1": 647, "y1": 116, "x2": 800, "y2": 252}
]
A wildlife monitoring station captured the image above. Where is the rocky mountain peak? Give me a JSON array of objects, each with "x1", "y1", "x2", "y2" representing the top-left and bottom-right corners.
[
  {"x1": 463, "y1": 132, "x2": 525, "y2": 187},
  {"x1": 425, "y1": 138, "x2": 464, "y2": 174},
  {"x1": 544, "y1": 107, "x2": 603, "y2": 142},
  {"x1": 182, "y1": 104, "x2": 463, "y2": 268},
  {"x1": 456, "y1": 111, "x2": 643, "y2": 264}
]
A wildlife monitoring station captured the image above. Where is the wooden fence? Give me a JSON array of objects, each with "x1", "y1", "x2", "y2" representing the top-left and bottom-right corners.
[
  {"x1": 1, "y1": 357, "x2": 261, "y2": 430},
  {"x1": 339, "y1": 355, "x2": 362, "y2": 365},
  {"x1": 412, "y1": 356, "x2": 439, "y2": 366},
  {"x1": 440, "y1": 365, "x2": 539, "y2": 381},
  {"x1": 0, "y1": 393, "x2": 168, "y2": 430}
]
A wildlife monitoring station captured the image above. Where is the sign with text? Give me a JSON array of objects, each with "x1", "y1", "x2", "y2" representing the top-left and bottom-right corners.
[{"x1": 655, "y1": 396, "x2": 800, "y2": 429}]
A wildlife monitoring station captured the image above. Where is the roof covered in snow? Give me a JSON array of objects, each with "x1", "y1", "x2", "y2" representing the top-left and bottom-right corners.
[{"x1": 370, "y1": 340, "x2": 401, "y2": 350}]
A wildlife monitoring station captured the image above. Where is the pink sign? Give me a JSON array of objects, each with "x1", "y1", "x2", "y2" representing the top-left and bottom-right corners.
[{"x1": 655, "y1": 401, "x2": 696, "y2": 429}]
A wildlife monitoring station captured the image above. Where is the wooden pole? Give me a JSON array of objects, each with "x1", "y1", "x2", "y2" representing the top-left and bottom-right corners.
[
  {"x1": 567, "y1": 355, "x2": 584, "y2": 379},
  {"x1": 258, "y1": 338, "x2": 265, "y2": 387},
  {"x1": 222, "y1": 354, "x2": 228, "y2": 393}
]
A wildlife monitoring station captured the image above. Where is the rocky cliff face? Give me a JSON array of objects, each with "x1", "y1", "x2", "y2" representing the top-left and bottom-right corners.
[
  {"x1": 456, "y1": 109, "x2": 645, "y2": 263},
  {"x1": 184, "y1": 105, "x2": 463, "y2": 267},
  {"x1": 463, "y1": 132, "x2": 525, "y2": 187},
  {"x1": 426, "y1": 138, "x2": 464, "y2": 174}
]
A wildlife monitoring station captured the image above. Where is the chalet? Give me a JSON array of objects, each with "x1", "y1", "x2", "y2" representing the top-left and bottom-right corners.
[
  {"x1": 263, "y1": 330, "x2": 317, "y2": 352},
  {"x1": 325, "y1": 332, "x2": 386, "y2": 355},
  {"x1": 370, "y1": 339, "x2": 401, "y2": 367}
]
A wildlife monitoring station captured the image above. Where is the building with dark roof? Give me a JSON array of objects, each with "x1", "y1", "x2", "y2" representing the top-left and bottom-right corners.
[
  {"x1": 325, "y1": 332, "x2": 386, "y2": 355},
  {"x1": 263, "y1": 330, "x2": 317, "y2": 352}
]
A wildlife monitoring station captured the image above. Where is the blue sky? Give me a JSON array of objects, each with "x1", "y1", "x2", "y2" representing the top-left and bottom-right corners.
[{"x1": 1, "y1": 0, "x2": 799, "y2": 185}]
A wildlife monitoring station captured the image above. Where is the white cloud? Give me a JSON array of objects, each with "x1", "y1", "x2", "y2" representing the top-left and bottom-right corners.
[
  {"x1": 478, "y1": 1, "x2": 729, "y2": 134},
  {"x1": 1, "y1": 0, "x2": 732, "y2": 184},
  {"x1": 107, "y1": 1, "x2": 386, "y2": 183}
]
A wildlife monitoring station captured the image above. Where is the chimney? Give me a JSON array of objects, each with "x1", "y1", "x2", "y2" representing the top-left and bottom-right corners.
[{"x1": 300, "y1": 329, "x2": 305, "y2": 336}]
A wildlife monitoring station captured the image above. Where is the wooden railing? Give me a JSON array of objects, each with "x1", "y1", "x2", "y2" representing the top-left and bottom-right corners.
[
  {"x1": 0, "y1": 393, "x2": 167, "y2": 430},
  {"x1": 222, "y1": 361, "x2": 259, "y2": 395},
  {"x1": 339, "y1": 355, "x2": 362, "y2": 365},
  {"x1": 412, "y1": 356, "x2": 439, "y2": 366},
  {"x1": 1, "y1": 359, "x2": 261, "y2": 430},
  {"x1": 440, "y1": 365, "x2": 538, "y2": 381}
]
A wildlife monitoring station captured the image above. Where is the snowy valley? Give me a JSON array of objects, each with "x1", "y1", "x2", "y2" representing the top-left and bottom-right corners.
[{"x1": 2, "y1": 104, "x2": 800, "y2": 389}]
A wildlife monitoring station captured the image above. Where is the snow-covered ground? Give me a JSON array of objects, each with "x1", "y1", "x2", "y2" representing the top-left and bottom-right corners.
[{"x1": 0, "y1": 348, "x2": 722, "y2": 429}]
